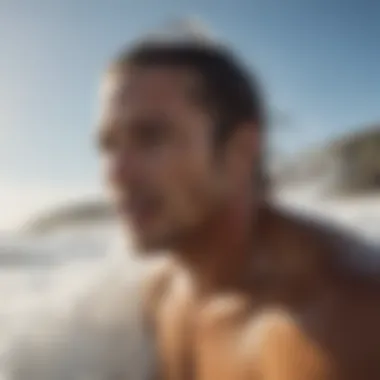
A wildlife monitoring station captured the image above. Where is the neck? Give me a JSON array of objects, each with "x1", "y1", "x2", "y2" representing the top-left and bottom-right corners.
[{"x1": 173, "y1": 195, "x2": 266, "y2": 297}]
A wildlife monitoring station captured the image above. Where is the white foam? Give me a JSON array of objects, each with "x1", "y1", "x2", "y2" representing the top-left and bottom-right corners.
[{"x1": 0, "y1": 226, "x2": 155, "y2": 380}]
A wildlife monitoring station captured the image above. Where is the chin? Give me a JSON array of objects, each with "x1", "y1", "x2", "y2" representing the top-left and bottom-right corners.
[
  {"x1": 131, "y1": 234, "x2": 171, "y2": 256},
  {"x1": 123, "y1": 220, "x2": 180, "y2": 254}
]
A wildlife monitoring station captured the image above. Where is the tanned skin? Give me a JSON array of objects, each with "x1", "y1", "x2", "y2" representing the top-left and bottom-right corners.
[{"x1": 98, "y1": 62, "x2": 380, "y2": 380}]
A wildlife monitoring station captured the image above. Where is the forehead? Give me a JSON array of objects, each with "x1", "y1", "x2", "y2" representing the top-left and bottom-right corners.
[{"x1": 100, "y1": 66, "x2": 204, "y2": 121}]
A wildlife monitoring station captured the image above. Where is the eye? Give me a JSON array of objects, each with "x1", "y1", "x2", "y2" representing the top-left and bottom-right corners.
[{"x1": 136, "y1": 121, "x2": 170, "y2": 149}]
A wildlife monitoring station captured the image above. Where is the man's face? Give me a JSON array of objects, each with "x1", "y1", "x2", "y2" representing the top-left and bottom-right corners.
[{"x1": 98, "y1": 66, "x2": 233, "y2": 252}]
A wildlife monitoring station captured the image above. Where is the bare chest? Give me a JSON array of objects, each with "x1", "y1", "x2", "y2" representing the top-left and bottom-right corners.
[
  {"x1": 155, "y1": 296, "x2": 380, "y2": 380},
  {"x1": 156, "y1": 295, "x2": 255, "y2": 380}
]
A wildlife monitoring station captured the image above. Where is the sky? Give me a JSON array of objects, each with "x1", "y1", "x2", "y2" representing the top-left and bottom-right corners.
[{"x1": 0, "y1": 0, "x2": 379, "y2": 229}]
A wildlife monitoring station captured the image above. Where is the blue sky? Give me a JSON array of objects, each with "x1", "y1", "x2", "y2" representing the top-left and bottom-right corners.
[{"x1": 0, "y1": 0, "x2": 379, "y2": 226}]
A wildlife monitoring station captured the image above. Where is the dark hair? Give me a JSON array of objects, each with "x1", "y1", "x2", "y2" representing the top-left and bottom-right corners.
[{"x1": 109, "y1": 40, "x2": 267, "y2": 144}]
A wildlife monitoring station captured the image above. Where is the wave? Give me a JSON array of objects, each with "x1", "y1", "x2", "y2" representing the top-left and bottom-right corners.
[{"x1": 0, "y1": 230, "x2": 159, "y2": 380}]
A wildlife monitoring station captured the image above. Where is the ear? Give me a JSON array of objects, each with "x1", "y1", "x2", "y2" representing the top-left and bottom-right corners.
[{"x1": 225, "y1": 124, "x2": 259, "y2": 183}]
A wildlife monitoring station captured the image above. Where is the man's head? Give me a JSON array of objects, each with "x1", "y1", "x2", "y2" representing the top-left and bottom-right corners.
[{"x1": 97, "y1": 39, "x2": 266, "y2": 252}]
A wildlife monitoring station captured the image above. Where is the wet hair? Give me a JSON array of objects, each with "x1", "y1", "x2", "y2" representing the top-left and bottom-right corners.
[{"x1": 108, "y1": 39, "x2": 267, "y2": 144}]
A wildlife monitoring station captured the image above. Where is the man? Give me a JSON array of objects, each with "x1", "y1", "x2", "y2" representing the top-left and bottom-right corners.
[{"x1": 97, "y1": 37, "x2": 380, "y2": 379}]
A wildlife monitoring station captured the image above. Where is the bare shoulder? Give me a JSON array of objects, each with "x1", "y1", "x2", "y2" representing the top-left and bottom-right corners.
[
  {"x1": 250, "y1": 302, "x2": 380, "y2": 379},
  {"x1": 278, "y1": 206, "x2": 380, "y2": 285},
  {"x1": 273, "y1": 205, "x2": 380, "y2": 328},
  {"x1": 248, "y1": 309, "x2": 333, "y2": 379},
  {"x1": 284, "y1": 207, "x2": 380, "y2": 319},
  {"x1": 311, "y1": 215, "x2": 380, "y2": 289},
  {"x1": 142, "y1": 258, "x2": 177, "y2": 323}
]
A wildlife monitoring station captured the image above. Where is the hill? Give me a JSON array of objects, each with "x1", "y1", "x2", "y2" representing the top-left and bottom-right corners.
[{"x1": 276, "y1": 124, "x2": 380, "y2": 196}]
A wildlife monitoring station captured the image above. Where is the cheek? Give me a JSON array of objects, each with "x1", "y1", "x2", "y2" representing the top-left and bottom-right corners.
[
  {"x1": 162, "y1": 158, "x2": 221, "y2": 224},
  {"x1": 142, "y1": 131, "x2": 220, "y2": 217},
  {"x1": 160, "y1": 144, "x2": 211, "y2": 194},
  {"x1": 144, "y1": 136, "x2": 210, "y2": 188},
  {"x1": 170, "y1": 177, "x2": 221, "y2": 229}
]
